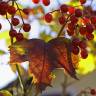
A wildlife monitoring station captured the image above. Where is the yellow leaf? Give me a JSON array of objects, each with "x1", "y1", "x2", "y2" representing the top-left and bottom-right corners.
[{"x1": 0, "y1": 90, "x2": 12, "y2": 96}]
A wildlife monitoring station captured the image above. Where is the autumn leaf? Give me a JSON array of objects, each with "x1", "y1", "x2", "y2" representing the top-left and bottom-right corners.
[
  {"x1": 10, "y1": 39, "x2": 53, "y2": 83},
  {"x1": 48, "y1": 37, "x2": 78, "y2": 79},
  {"x1": 27, "y1": 39, "x2": 53, "y2": 85},
  {"x1": 9, "y1": 37, "x2": 79, "y2": 90},
  {"x1": 9, "y1": 39, "x2": 30, "y2": 64}
]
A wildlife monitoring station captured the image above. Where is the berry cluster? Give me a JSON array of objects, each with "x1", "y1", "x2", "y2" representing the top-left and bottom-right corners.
[
  {"x1": 0, "y1": 0, "x2": 95, "y2": 59},
  {"x1": 32, "y1": 0, "x2": 50, "y2": 6},
  {"x1": 0, "y1": 1, "x2": 31, "y2": 42},
  {"x1": 71, "y1": 38, "x2": 88, "y2": 59},
  {"x1": 44, "y1": 0, "x2": 96, "y2": 59}
]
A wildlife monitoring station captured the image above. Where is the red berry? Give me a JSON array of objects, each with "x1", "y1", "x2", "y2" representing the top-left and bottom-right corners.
[
  {"x1": 0, "y1": 23, "x2": 2, "y2": 30},
  {"x1": 86, "y1": 24, "x2": 94, "y2": 33},
  {"x1": 12, "y1": 18, "x2": 20, "y2": 26},
  {"x1": 80, "y1": 0, "x2": 86, "y2": 4},
  {"x1": 42, "y1": 0, "x2": 50, "y2": 6},
  {"x1": 9, "y1": 29, "x2": 17, "y2": 37},
  {"x1": 86, "y1": 33, "x2": 94, "y2": 40},
  {"x1": 68, "y1": 6, "x2": 75, "y2": 14},
  {"x1": 7, "y1": 6, "x2": 16, "y2": 15},
  {"x1": 72, "y1": 45, "x2": 79, "y2": 55},
  {"x1": 70, "y1": 15, "x2": 78, "y2": 24},
  {"x1": 79, "y1": 26, "x2": 86, "y2": 35},
  {"x1": 44, "y1": 13, "x2": 53, "y2": 23},
  {"x1": 81, "y1": 49, "x2": 88, "y2": 59},
  {"x1": 75, "y1": 9, "x2": 82, "y2": 17},
  {"x1": 82, "y1": 17, "x2": 90, "y2": 25},
  {"x1": 72, "y1": 38, "x2": 80, "y2": 46},
  {"x1": 59, "y1": 16, "x2": 65, "y2": 25},
  {"x1": 68, "y1": 23, "x2": 75, "y2": 31},
  {"x1": 23, "y1": 8, "x2": 30, "y2": 15},
  {"x1": 32, "y1": 0, "x2": 40, "y2": 4},
  {"x1": 90, "y1": 16, "x2": 96, "y2": 24},
  {"x1": 60, "y1": 4, "x2": 68, "y2": 13},
  {"x1": 67, "y1": 30, "x2": 74, "y2": 36},
  {"x1": 23, "y1": 23, "x2": 31, "y2": 32},
  {"x1": 0, "y1": 2, "x2": 8, "y2": 15},
  {"x1": 90, "y1": 89, "x2": 96, "y2": 95},
  {"x1": 79, "y1": 41, "x2": 87, "y2": 49},
  {"x1": 0, "y1": 9, "x2": 6, "y2": 15},
  {"x1": 16, "y1": 33, "x2": 24, "y2": 41}
]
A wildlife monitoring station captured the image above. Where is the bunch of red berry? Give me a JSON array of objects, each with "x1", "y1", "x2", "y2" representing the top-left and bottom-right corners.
[
  {"x1": 0, "y1": 0, "x2": 95, "y2": 59},
  {"x1": 32, "y1": 0, "x2": 50, "y2": 6},
  {"x1": 0, "y1": 1, "x2": 31, "y2": 42},
  {"x1": 43, "y1": 0, "x2": 96, "y2": 59}
]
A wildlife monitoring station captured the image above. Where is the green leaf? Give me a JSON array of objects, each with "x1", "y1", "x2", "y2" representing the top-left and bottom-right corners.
[
  {"x1": 0, "y1": 50, "x2": 6, "y2": 55},
  {"x1": 0, "y1": 90, "x2": 12, "y2": 96}
]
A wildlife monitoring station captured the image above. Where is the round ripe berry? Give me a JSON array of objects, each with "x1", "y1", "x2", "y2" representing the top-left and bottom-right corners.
[
  {"x1": 59, "y1": 16, "x2": 65, "y2": 25},
  {"x1": 68, "y1": 23, "x2": 75, "y2": 31},
  {"x1": 44, "y1": 13, "x2": 53, "y2": 23},
  {"x1": 42, "y1": 0, "x2": 50, "y2": 6},
  {"x1": 82, "y1": 17, "x2": 90, "y2": 25},
  {"x1": 75, "y1": 9, "x2": 82, "y2": 17},
  {"x1": 0, "y1": 2, "x2": 8, "y2": 9},
  {"x1": 79, "y1": 26, "x2": 86, "y2": 35},
  {"x1": 16, "y1": 33, "x2": 24, "y2": 41},
  {"x1": 0, "y1": 24, "x2": 1, "y2": 29},
  {"x1": 9, "y1": 29, "x2": 17, "y2": 37},
  {"x1": 70, "y1": 15, "x2": 78, "y2": 24},
  {"x1": 0, "y1": 9, "x2": 6, "y2": 15},
  {"x1": 79, "y1": 41, "x2": 87, "y2": 49},
  {"x1": 72, "y1": 38, "x2": 80, "y2": 46},
  {"x1": 12, "y1": 18, "x2": 20, "y2": 26},
  {"x1": 67, "y1": 30, "x2": 74, "y2": 36},
  {"x1": 71, "y1": 45, "x2": 79, "y2": 55},
  {"x1": 90, "y1": 89, "x2": 96, "y2": 95},
  {"x1": 60, "y1": 4, "x2": 68, "y2": 13},
  {"x1": 81, "y1": 49, "x2": 88, "y2": 59},
  {"x1": 86, "y1": 24, "x2": 94, "y2": 33},
  {"x1": 86, "y1": 33, "x2": 94, "y2": 40},
  {"x1": 32, "y1": 0, "x2": 40, "y2": 4},
  {"x1": 90, "y1": 16, "x2": 96, "y2": 24},
  {"x1": 80, "y1": 0, "x2": 86, "y2": 4},
  {"x1": 7, "y1": 6, "x2": 16, "y2": 15},
  {"x1": 0, "y1": 2, "x2": 8, "y2": 15},
  {"x1": 68, "y1": 6, "x2": 75, "y2": 14},
  {"x1": 23, "y1": 23, "x2": 31, "y2": 32},
  {"x1": 23, "y1": 8, "x2": 30, "y2": 15}
]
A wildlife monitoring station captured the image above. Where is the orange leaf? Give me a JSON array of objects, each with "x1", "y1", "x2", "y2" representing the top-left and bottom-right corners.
[
  {"x1": 27, "y1": 39, "x2": 53, "y2": 85},
  {"x1": 48, "y1": 37, "x2": 78, "y2": 79},
  {"x1": 9, "y1": 37, "x2": 79, "y2": 90}
]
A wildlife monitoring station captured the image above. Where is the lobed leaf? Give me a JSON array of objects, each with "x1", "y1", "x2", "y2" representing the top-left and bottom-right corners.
[{"x1": 9, "y1": 37, "x2": 79, "y2": 90}]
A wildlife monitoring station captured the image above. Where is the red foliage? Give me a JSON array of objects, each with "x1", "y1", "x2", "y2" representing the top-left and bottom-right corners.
[{"x1": 9, "y1": 37, "x2": 79, "y2": 90}]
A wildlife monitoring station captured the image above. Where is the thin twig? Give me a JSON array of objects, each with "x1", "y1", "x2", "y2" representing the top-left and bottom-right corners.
[
  {"x1": 15, "y1": 1, "x2": 24, "y2": 24},
  {"x1": 16, "y1": 64, "x2": 25, "y2": 95},
  {"x1": 57, "y1": 14, "x2": 72, "y2": 37}
]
